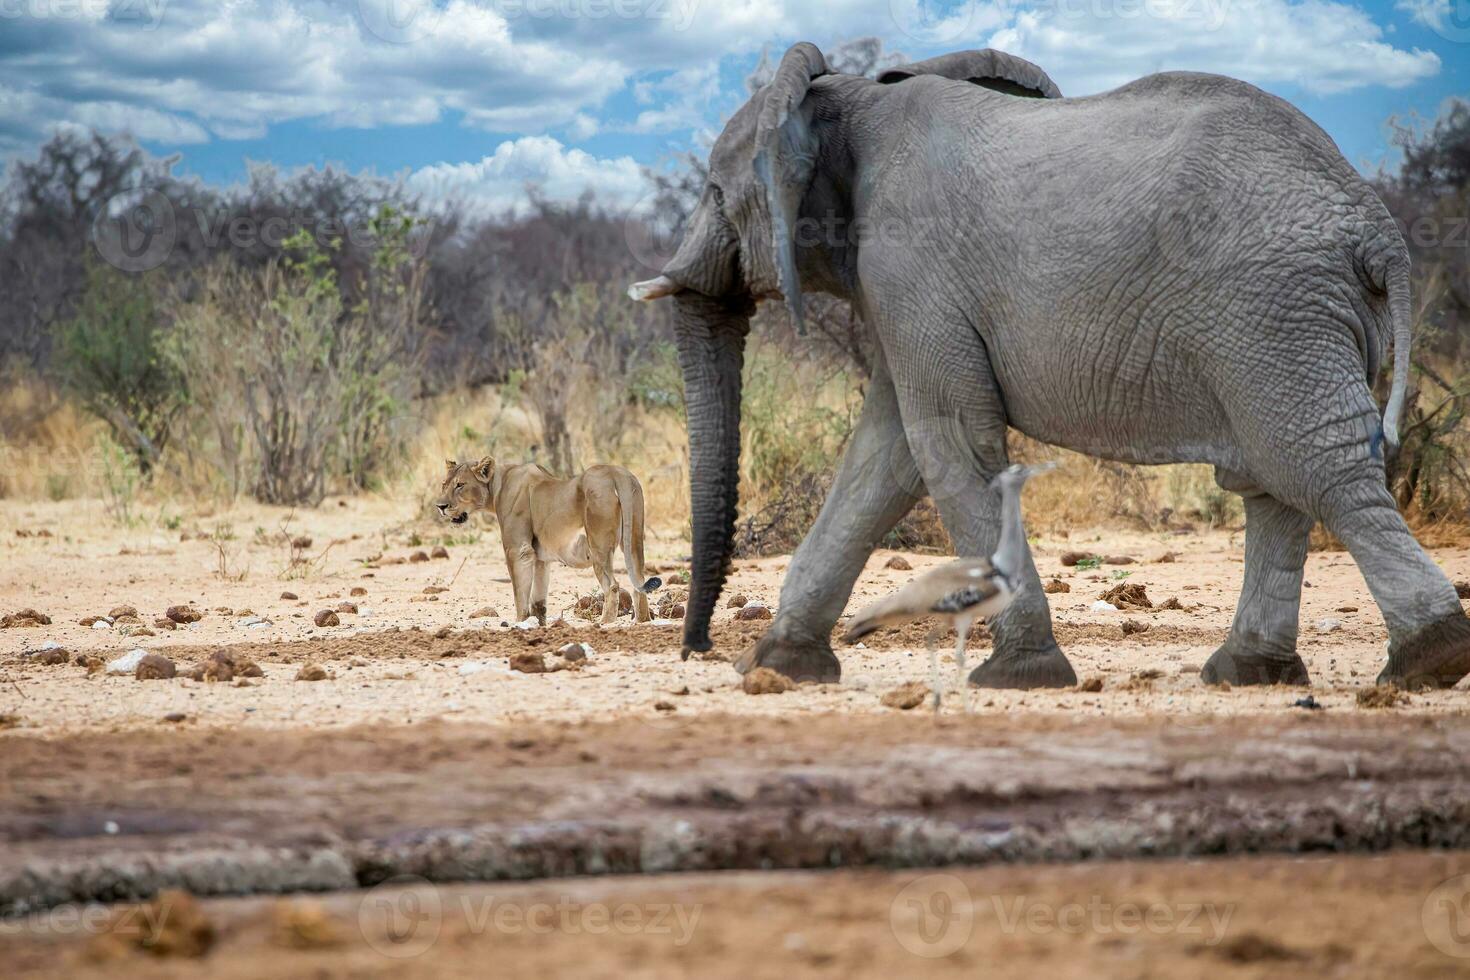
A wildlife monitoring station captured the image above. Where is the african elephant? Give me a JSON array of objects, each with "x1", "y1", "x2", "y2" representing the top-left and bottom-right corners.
[{"x1": 629, "y1": 43, "x2": 1470, "y2": 691}]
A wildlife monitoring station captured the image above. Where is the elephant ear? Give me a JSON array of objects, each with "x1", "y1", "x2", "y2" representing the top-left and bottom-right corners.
[
  {"x1": 751, "y1": 42, "x2": 828, "y2": 335},
  {"x1": 877, "y1": 49, "x2": 1061, "y2": 99}
]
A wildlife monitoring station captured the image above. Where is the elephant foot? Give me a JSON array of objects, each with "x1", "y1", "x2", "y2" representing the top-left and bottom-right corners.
[
  {"x1": 1380, "y1": 612, "x2": 1470, "y2": 691},
  {"x1": 967, "y1": 643, "x2": 1076, "y2": 690},
  {"x1": 735, "y1": 631, "x2": 841, "y2": 683},
  {"x1": 1201, "y1": 639, "x2": 1309, "y2": 686}
]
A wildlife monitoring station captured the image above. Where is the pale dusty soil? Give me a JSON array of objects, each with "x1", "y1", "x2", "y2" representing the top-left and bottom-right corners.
[
  {"x1": 4, "y1": 497, "x2": 1470, "y2": 977},
  {"x1": 7, "y1": 851, "x2": 1470, "y2": 978},
  {"x1": 1, "y1": 496, "x2": 1468, "y2": 735}
]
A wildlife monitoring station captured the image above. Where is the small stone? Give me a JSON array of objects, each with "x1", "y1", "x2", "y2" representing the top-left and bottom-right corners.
[
  {"x1": 557, "y1": 642, "x2": 592, "y2": 662},
  {"x1": 1456, "y1": 581, "x2": 1470, "y2": 600},
  {"x1": 235, "y1": 608, "x2": 254, "y2": 617},
  {"x1": 105, "y1": 649, "x2": 149, "y2": 675},
  {"x1": 1060, "y1": 551, "x2": 1094, "y2": 567},
  {"x1": 1043, "y1": 579, "x2": 1070, "y2": 594},
  {"x1": 335, "y1": 602, "x2": 358, "y2": 614},
  {"x1": 880, "y1": 681, "x2": 929, "y2": 710},
  {"x1": 735, "y1": 604, "x2": 772, "y2": 621},
  {"x1": 350, "y1": 587, "x2": 367, "y2": 597},
  {"x1": 280, "y1": 591, "x2": 299, "y2": 601},
  {"x1": 1077, "y1": 676, "x2": 1104, "y2": 693},
  {"x1": 510, "y1": 652, "x2": 547, "y2": 673},
  {"x1": 162, "y1": 712, "x2": 188, "y2": 723},
  {"x1": 1121, "y1": 619, "x2": 1149, "y2": 636},
  {"x1": 1314, "y1": 618, "x2": 1342, "y2": 634},
  {"x1": 153, "y1": 617, "x2": 178, "y2": 630},
  {"x1": 166, "y1": 605, "x2": 203, "y2": 624},
  {"x1": 669, "y1": 603, "x2": 686, "y2": 619},
  {"x1": 77, "y1": 653, "x2": 104, "y2": 673},
  {"x1": 423, "y1": 586, "x2": 449, "y2": 595},
  {"x1": 108, "y1": 604, "x2": 138, "y2": 619},
  {"x1": 1103, "y1": 555, "x2": 1136, "y2": 565},
  {"x1": 726, "y1": 594, "x2": 749, "y2": 608},
  {"x1": 1154, "y1": 552, "x2": 1178, "y2": 563},
  {"x1": 470, "y1": 606, "x2": 499, "y2": 619},
  {"x1": 32, "y1": 647, "x2": 70, "y2": 665},
  {"x1": 742, "y1": 667, "x2": 793, "y2": 695},
  {"x1": 653, "y1": 700, "x2": 676, "y2": 712},
  {"x1": 1336, "y1": 605, "x2": 1358, "y2": 613},
  {"x1": 295, "y1": 663, "x2": 330, "y2": 681},
  {"x1": 884, "y1": 555, "x2": 912, "y2": 571},
  {"x1": 135, "y1": 653, "x2": 177, "y2": 681},
  {"x1": 409, "y1": 550, "x2": 430, "y2": 563},
  {"x1": 431, "y1": 546, "x2": 450, "y2": 559},
  {"x1": 313, "y1": 610, "x2": 340, "y2": 627},
  {"x1": 1090, "y1": 600, "x2": 1118, "y2": 613}
]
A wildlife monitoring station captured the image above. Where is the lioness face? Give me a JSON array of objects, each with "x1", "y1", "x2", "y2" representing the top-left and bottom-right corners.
[{"x1": 436, "y1": 457, "x2": 494, "y2": 524}]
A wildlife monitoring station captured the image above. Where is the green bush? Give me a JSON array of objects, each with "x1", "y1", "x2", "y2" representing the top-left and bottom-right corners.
[{"x1": 53, "y1": 262, "x2": 184, "y2": 473}]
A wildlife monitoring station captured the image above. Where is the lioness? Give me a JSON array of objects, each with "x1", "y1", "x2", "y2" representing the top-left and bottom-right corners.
[{"x1": 436, "y1": 457, "x2": 662, "y2": 624}]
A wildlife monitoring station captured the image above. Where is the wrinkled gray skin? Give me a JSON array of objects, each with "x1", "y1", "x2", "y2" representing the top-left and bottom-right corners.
[{"x1": 632, "y1": 42, "x2": 1470, "y2": 690}]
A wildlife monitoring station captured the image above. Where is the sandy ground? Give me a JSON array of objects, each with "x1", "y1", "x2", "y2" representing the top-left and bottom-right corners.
[
  {"x1": 8, "y1": 850, "x2": 1470, "y2": 978},
  {"x1": 2, "y1": 496, "x2": 1468, "y2": 735},
  {"x1": 4, "y1": 495, "x2": 1470, "y2": 976}
]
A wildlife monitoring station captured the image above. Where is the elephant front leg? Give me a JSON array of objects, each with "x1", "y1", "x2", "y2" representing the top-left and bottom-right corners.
[
  {"x1": 735, "y1": 360, "x2": 921, "y2": 682},
  {"x1": 893, "y1": 351, "x2": 1074, "y2": 690},
  {"x1": 1201, "y1": 479, "x2": 1313, "y2": 686},
  {"x1": 922, "y1": 467, "x2": 1076, "y2": 690}
]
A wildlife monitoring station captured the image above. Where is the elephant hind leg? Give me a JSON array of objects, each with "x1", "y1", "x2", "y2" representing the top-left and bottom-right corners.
[
  {"x1": 1238, "y1": 377, "x2": 1468, "y2": 689},
  {"x1": 1201, "y1": 474, "x2": 1312, "y2": 686}
]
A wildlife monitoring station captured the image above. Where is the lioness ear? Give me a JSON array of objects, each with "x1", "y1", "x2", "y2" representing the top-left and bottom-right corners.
[
  {"x1": 445, "y1": 459, "x2": 458, "y2": 474},
  {"x1": 473, "y1": 456, "x2": 495, "y2": 483}
]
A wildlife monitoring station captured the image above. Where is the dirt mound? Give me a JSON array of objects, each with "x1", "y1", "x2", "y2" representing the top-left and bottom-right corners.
[
  {"x1": 2, "y1": 608, "x2": 50, "y2": 628},
  {"x1": 742, "y1": 667, "x2": 792, "y2": 695},
  {"x1": 1101, "y1": 582, "x2": 1151, "y2": 609}
]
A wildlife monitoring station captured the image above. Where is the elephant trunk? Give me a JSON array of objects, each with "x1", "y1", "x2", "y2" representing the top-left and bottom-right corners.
[{"x1": 673, "y1": 291, "x2": 752, "y2": 657}]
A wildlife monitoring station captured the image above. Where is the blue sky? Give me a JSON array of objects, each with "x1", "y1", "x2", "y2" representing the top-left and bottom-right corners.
[{"x1": 1, "y1": 0, "x2": 1466, "y2": 210}]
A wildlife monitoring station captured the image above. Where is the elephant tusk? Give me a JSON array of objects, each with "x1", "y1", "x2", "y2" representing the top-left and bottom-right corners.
[{"x1": 628, "y1": 275, "x2": 681, "y2": 301}]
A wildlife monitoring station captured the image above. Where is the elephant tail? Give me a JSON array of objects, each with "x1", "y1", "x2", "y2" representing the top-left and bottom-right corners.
[{"x1": 1381, "y1": 255, "x2": 1412, "y2": 454}]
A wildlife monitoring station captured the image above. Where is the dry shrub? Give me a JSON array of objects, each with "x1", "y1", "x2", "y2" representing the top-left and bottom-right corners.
[
  {"x1": 166, "y1": 218, "x2": 426, "y2": 505},
  {"x1": 0, "y1": 373, "x2": 101, "y2": 500},
  {"x1": 1007, "y1": 436, "x2": 1240, "y2": 534}
]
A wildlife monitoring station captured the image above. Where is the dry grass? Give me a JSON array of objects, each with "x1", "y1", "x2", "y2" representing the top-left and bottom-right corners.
[{"x1": 4, "y1": 370, "x2": 1468, "y2": 550}]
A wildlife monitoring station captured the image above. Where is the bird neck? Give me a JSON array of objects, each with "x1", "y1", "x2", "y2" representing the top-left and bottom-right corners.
[{"x1": 992, "y1": 477, "x2": 1025, "y2": 579}]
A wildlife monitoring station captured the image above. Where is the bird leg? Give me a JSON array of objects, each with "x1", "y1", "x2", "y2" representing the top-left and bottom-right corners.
[
  {"x1": 926, "y1": 624, "x2": 944, "y2": 713},
  {"x1": 954, "y1": 617, "x2": 974, "y2": 713}
]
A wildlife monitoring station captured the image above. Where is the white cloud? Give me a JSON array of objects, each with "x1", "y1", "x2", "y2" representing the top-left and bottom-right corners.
[
  {"x1": 0, "y1": 0, "x2": 1445, "y2": 170},
  {"x1": 407, "y1": 135, "x2": 650, "y2": 212},
  {"x1": 989, "y1": 0, "x2": 1441, "y2": 96}
]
